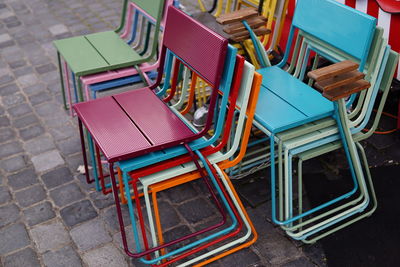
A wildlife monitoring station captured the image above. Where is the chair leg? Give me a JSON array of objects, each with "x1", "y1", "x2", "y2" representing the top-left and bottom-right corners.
[
  {"x1": 78, "y1": 119, "x2": 94, "y2": 184},
  {"x1": 57, "y1": 52, "x2": 68, "y2": 110}
]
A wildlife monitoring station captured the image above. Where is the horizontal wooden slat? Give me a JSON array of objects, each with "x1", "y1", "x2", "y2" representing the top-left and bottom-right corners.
[
  {"x1": 216, "y1": 8, "x2": 258, "y2": 25},
  {"x1": 307, "y1": 60, "x2": 359, "y2": 82},
  {"x1": 223, "y1": 16, "x2": 267, "y2": 34},
  {"x1": 231, "y1": 27, "x2": 271, "y2": 42},
  {"x1": 315, "y1": 70, "x2": 365, "y2": 91},
  {"x1": 322, "y1": 80, "x2": 370, "y2": 101}
]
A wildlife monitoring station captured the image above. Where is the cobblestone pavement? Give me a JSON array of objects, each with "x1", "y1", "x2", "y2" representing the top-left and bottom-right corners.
[{"x1": 0, "y1": 0, "x2": 326, "y2": 266}]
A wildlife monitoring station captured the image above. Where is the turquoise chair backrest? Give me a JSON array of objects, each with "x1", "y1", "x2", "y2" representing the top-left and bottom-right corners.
[{"x1": 281, "y1": 0, "x2": 376, "y2": 71}]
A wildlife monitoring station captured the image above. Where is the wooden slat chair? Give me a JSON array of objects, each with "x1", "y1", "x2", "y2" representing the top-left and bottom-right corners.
[
  {"x1": 54, "y1": 0, "x2": 166, "y2": 109},
  {"x1": 250, "y1": 0, "x2": 377, "y2": 236},
  {"x1": 276, "y1": 42, "x2": 388, "y2": 239},
  {"x1": 285, "y1": 49, "x2": 399, "y2": 243},
  {"x1": 193, "y1": 0, "x2": 277, "y2": 69},
  {"x1": 261, "y1": 27, "x2": 387, "y2": 226}
]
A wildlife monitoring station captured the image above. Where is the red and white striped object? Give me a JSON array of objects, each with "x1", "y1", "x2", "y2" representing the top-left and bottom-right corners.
[
  {"x1": 342, "y1": 0, "x2": 400, "y2": 80},
  {"x1": 282, "y1": 0, "x2": 399, "y2": 80}
]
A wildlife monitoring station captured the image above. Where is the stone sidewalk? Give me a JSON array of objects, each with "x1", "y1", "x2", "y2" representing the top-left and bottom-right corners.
[{"x1": 0, "y1": 0, "x2": 325, "y2": 266}]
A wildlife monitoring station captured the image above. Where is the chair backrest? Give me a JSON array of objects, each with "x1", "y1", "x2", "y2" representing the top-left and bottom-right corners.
[
  {"x1": 163, "y1": 6, "x2": 228, "y2": 89},
  {"x1": 131, "y1": 0, "x2": 165, "y2": 21},
  {"x1": 282, "y1": 0, "x2": 376, "y2": 71}
]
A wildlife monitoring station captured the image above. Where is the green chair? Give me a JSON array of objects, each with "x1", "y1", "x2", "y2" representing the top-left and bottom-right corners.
[{"x1": 54, "y1": 0, "x2": 165, "y2": 105}]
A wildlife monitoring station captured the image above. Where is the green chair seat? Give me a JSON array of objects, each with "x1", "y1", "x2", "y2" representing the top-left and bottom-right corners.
[{"x1": 54, "y1": 31, "x2": 143, "y2": 76}]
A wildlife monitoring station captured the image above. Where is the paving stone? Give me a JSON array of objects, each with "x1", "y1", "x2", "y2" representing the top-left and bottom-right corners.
[
  {"x1": 13, "y1": 66, "x2": 34, "y2": 77},
  {"x1": 89, "y1": 191, "x2": 114, "y2": 209},
  {"x1": 65, "y1": 154, "x2": 84, "y2": 175},
  {"x1": 112, "y1": 224, "x2": 143, "y2": 253},
  {"x1": 15, "y1": 184, "x2": 46, "y2": 207},
  {"x1": 7, "y1": 103, "x2": 33, "y2": 118},
  {"x1": 49, "y1": 24, "x2": 68, "y2": 36},
  {"x1": 160, "y1": 182, "x2": 198, "y2": 204},
  {"x1": 2, "y1": 15, "x2": 17, "y2": 23},
  {"x1": 41, "y1": 166, "x2": 73, "y2": 189},
  {"x1": 42, "y1": 112, "x2": 71, "y2": 129},
  {"x1": 302, "y1": 243, "x2": 328, "y2": 267},
  {"x1": 1, "y1": 93, "x2": 25, "y2": 108},
  {"x1": 0, "y1": 74, "x2": 14, "y2": 85},
  {"x1": 35, "y1": 63, "x2": 56, "y2": 74},
  {"x1": 7, "y1": 168, "x2": 38, "y2": 190},
  {"x1": 0, "y1": 203, "x2": 20, "y2": 227},
  {"x1": 19, "y1": 124, "x2": 44, "y2": 140},
  {"x1": 3, "y1": 247, "x2": 40, "y2": 267},
  {"x1": 22, "y1": 83, "x2": 46, "y2": 96},
  {"x1": 0, "y1": 33, "x2": 11, "y2": 43},
  {"x1": 281, "y1": 257, "x2": 316, "y2": 267},
  {"x1": 24, "y1": 135, "x2": 55, "y2": 155},
  {"x1": 102, "y1": 205, "x2": 131, "y2": 233},
  {"x1": 0, "y1": 83, "x2": 19, "y2": 96},
  {"x1": 163, "y1": 225, "x2": 193, "y2": 251},
  {"x1": 35, "y1": 102, "x2": 63, "y2": 118},
  {"x1": 50, "y1": 182, "x2": 85, "y2": 207},
  {"x1": 0, "y1": 155, "x2": 28, "y2": 173},
  {"x1": 254, "y1": 236, "x2": 302, "y2": 265},
  {"x1": 31, "y1": 150, "x2": 64, "y2": 173},
  {"x1": 30, "y1": 220, "x2": 71, "y2": 253},
  {"x1": 28, "y1": 91, "x2": 52, "y2": 105},
  {"x1": 0, "y1": 186, "x2": 11, "y2": 204},
  {"x1": 0, "y1": 223, "x2": 30, "y2": 257},
  {"x1": 12, "y1": 114, "x2": 39, "y2": 129},
  {"x1": 42, "y1": 246, "x2": 82, "y2": 267},
  {"x1": 0, "y1": 127, "x2": 15, "y2": 143},
  {"x1": 177, "y1": 198, "x2": 216, "y2": 224},
  {"x1": 60, "y1": 200, "x2": 98, "y2": 227},
  {"x1": 76, "y1": 173, "x2": 97, "y2": 192},
  {"x1": 15, "y1": 34, "x2": 34, "y2": 46},
  {"x1": 154, "y1": 201, "x2": 181, "y2": 229},
  {"x1": 82, "y1": 244, "x2": 128, "y2": 267},
  {"x1": 70, "y1": 219, "x2": 112, "y2": 251},
  {"x1": 23, "y1": 201, "x2": 56, "y2": 226},
  {"x1": 8, "y1": 59, "x2": 26, "y2": 69},
  {"x1": 57, "y1": 137, "x2": 82, "y2": 156},
  {"x1": 49, "y1": 125, "x2": 77, "y2": 141},
  {"x1": 217, "y1": 248, "x2": 262, "y2": 266},
  {"x1": 17, "y1": 73, "x2": 39, "y2": 88},
  {"x1": 0, "y1": 116, "x2": 11, "y2": 127}
]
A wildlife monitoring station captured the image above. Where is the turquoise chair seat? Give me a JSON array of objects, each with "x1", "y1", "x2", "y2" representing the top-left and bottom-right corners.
[{"x1": 255, "y1": 66, "x2": 334, "y2": 133}]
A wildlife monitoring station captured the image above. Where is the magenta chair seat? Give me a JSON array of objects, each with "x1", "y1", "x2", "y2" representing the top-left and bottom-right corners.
[{"x1": 73, "y1": 88, "x2": 195, "y2": 163}]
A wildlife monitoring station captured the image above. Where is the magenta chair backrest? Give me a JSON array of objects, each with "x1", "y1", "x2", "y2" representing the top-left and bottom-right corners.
[{"x1": 162, "y1": 6, "x2": 228, "y2": 90}]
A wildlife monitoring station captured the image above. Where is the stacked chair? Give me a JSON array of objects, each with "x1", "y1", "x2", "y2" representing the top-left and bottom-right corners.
[
  {"x1": 73, "y1": 6, "x2": 262, "y2": 265},
  {"x1": 248, "y1": 0, "x2": 399, "y2": 242},
  {"x1": 54, "y1": 0, "x2": 173, "y2": 113},
  {"x1": 193, "y1": 0, "x2": 278, "y2": 69},
  {"x1": 65, "y1": 0, "x2": 399, "y2": 265}
]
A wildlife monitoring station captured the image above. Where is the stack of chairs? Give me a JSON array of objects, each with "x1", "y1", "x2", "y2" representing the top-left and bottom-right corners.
[
  {"x1": 248, "y1": 0, "x2": 398, "y2": 242},
  {"x1": 73, "y1": 6, "x2": 262, "y2": 265},
  {"x1": 63, "y1": 0, "x2": 399, "y2": 265},
  {"x1": 54, "y1": 0, "x2": 174, "y2": 113}
]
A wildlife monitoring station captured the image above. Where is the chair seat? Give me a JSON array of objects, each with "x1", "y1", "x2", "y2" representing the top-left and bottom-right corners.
[
  {"x1": 255, "y1": 66, "x2": 334, "y2": 133},
  {"x1": 73, "y1": 88, "x2": 195, "y2": 162},
  {"x1": 54, "y1": 31, "x2": 143, "y2": 76}
]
